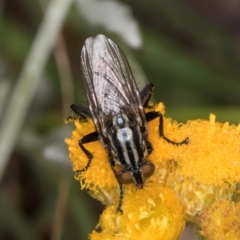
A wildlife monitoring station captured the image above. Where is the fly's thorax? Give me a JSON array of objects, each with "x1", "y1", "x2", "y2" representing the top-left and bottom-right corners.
[{"x1": 108, "y1": 113, "x2": 148, "y2": 165}]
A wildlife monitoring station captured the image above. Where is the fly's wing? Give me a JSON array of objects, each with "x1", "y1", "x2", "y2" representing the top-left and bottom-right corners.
[
  {"x1": 80, "y1": 35, "x2": 147, "y2": 137},
  {"x1": 80, "y1": 37, "x2": 105, "y2": 137}
]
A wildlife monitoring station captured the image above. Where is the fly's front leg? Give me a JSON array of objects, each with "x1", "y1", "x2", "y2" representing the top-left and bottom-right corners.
[
  {"x1": 146, "y1": 111, "x2": 190, "y2": 145},
  {"x1": 107, "y1": 150, "x2": 124, "y2": 214},
  {"x1": 117, "y1": 184, "x2": 124, "y2": 214},
  {"x1": 75, "y1": 131, "x2": 99, "y2": 177}
]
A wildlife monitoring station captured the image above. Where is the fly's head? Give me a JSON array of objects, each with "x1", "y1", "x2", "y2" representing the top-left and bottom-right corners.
[{"x1": 115, "y1": 160, "x2": 155, "y2": 189}]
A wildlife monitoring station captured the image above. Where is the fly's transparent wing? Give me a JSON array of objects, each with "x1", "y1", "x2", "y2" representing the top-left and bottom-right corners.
[
  {"x1": 80, "y1": 35, "x2": 147, "y2": 137},
  {"x1": 80, "y1": 37, "x2": 105, "y2": 138}
]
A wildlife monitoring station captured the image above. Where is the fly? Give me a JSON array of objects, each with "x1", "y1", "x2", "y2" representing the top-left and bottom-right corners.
[{"x1": 71, "y1": 34, "x2": 190, "y2": 213}]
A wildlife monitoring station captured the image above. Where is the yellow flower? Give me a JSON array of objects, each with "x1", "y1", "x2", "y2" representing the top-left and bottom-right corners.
[
  {"x1": 65, "y1": 103, "x2": 240, "y2": 239},
  {"x1": 90, "y1": 187, "x2": 184, "y2": 240}
]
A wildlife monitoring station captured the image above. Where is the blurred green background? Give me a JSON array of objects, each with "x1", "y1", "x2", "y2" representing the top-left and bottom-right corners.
[{"x1": 1, "y1": 0, "x2": 240, "y2": 239}]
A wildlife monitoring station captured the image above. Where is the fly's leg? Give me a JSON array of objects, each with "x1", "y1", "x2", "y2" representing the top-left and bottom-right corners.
[
  {"x1": 71, "y1": 103, "x2": 92, "y2": 120},
  {"x1": 141, "y1": 84, "x2": 189, "y2": 144},
  {"x1": 140, "y1": 83, "x2": 154, "y2": 108},
  {"x1": 145, "y1": 111, "x2": 190, "y2": 145},
  {"x1": 70, "y1": 103, "x2": 97, "y2": 176},
  {"x1": 107, "y1": 150, "x2": 124, "y2": 214},
  {"x1": 117, "y1": 184, "x2": 124, "y2": 214},
  {"x1": 75, "y1": 131, "x2": 99, "y2": 178}
]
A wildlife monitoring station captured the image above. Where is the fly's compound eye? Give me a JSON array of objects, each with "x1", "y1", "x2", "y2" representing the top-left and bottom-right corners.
[
  {"x1": 115, "y1": 161, "x2": 155, "y2": 185},
  {"x1": 116, "y1": 171, "x2": 134, "y2": 184},
  {"x1": 142, "y1": 162, "x2": 155, "y2": 178}
]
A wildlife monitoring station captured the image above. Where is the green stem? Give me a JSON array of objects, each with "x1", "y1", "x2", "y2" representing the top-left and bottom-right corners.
[{"x1": 0, "y1": 0, "x2": 73, "y2": 181}]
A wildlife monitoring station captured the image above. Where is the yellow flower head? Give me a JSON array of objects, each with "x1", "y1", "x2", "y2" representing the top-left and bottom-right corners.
[
  {"x1": 156, "y1": 112, "x2": 240, "y2": 221},
  {"x1": 90, "y1": 187, "x2": 184, "y2": 240},
  {"x1": 65, "y1": 103, "x2": 240, "y2": 239}
]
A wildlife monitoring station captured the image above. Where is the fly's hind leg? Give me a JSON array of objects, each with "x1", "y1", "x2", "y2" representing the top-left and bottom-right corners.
[{"x1": 146, "y1": 111, "x2": 190, "y2": 145}]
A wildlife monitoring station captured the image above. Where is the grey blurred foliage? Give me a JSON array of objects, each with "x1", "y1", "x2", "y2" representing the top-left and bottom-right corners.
[
  {"x1": 77, "y1": 0, "x2": 142, "y2": 48},
  {"x1": 0, "y1": 0, "x2": 240, "y2": 239}
]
